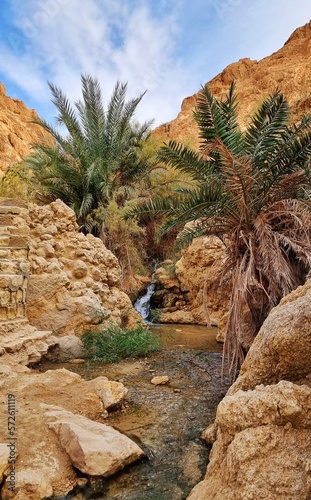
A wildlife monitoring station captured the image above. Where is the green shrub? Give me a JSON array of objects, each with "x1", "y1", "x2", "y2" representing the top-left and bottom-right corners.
[{"x1": 82, "y1": 323, "x2": 160, "y2": 362}]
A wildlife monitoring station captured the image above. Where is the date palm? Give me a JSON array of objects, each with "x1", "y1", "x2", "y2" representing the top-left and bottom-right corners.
[
  {"x1": 27, "y1": 75, "x2": 152, "y2": 233},
  {"x1": 128, "y1": 83, "x2": 311, "y2": 377}
]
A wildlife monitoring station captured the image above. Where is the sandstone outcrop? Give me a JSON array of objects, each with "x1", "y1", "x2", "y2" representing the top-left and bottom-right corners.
[
  {"x1": 0, "y1": 83, "x2": 52, "y2": 175},
  {"x1": 153, "y1": 21, "x2": 311, "y2": 147},
  {"x1": 188, "y1": 279, "x2": 311, "y2": 500},
  {"x1": 27, "y1": 199, "x2": 140, "y2": 335},
  {"x1": 153, "y1": 237, "x2": 230, "y2": 338},
  {"x1": 0, "y1": 362, "x2": 143, "y2": 499}
]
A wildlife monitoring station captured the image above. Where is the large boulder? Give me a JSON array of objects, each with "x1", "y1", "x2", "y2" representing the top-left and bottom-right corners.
[
  {"x1": 47, "y1": 407, "x2": 144, "y2": 476},
  {"x1": 188, "y1": 279, "x2": 311, "y2": 500}
]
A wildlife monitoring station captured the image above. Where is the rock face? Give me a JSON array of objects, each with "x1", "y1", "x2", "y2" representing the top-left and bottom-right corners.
[
  {"x1": 153, "y1": 237, "x2": 230, "y2": 337},
  {"x1": 188, "y1": 280, "x2": 311, "y2": 500},
  {"x1": 27, "y1": 199, "x2": 140, "y2": 335},
  {"x1": 0, "y1": 83, "x2": 52, "y2": 175},
  {"x1": 153, "y1": 21, "x2": 311, "y2": 146}
]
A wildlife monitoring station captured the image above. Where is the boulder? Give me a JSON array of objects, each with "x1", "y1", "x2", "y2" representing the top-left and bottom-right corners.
[
  {"x1": 44, "y1": 335, "x2": 86, "y2": 362},
  {"x1": 188, "y1": 280, "x2": 311, "y2": 500},
  {"x1": 47, "y1": 408, "x2": 145, "y2": 476},
  {"x1": 93, "y1": 377, "x2": 128, "y2": 410}
]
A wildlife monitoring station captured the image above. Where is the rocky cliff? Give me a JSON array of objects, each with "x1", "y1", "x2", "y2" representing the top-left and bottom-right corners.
[
  {"x1": 154, "y1": 20, "x2": 311, "y2": 146},
  {"x1": 188, "y1": 280, "x2": 311, "y2": 500},
  {"x1": 0, "y1": 83, "x2": 52, "y2": 175}
]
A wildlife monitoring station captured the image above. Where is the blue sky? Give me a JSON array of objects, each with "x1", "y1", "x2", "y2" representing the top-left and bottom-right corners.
[{"x1": 0, "y1": 0, "x2": 310, "y2": 127}]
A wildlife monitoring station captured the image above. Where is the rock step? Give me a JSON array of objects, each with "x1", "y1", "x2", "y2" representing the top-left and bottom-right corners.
[
  {"x1": 0, "y1": 198, "x2": 28, "y2": 208},
  {"x1": 0, "y1": 327, "x2": 52, "y2": 353}
]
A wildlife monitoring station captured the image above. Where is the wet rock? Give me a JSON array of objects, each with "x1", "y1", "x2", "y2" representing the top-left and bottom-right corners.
[
  {"x1": 47, "y1": 408, "x2": 145, "y2": 476},
  {"x1": 151, "y1": 375, "x2": 170, "y2": 385}
]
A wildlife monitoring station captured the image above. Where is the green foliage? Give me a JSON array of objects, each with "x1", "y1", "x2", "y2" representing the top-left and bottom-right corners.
[
  {"x1": 82, "y1": 323, "x2": 160, "y2": 362},
  {"x1": 149, "y1": 308, "x2": 163, "y2": 323},
  {"x1": 95, "y1": 200, "x2": 148, "y2": 293},
  {"x1": 0, "y1": 163, "x2": 38, "y2": 200},
  {"x1": 129, "y1": 82, "x2": 311, "y2": 377},
  {"x1": 26, "y1": 75, "x2": 153, "y2": 233}
]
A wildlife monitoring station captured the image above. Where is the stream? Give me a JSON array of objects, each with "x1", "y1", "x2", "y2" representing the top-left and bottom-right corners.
[{"x1": 44, "y1": 325, "x2": 230, "y2": 500}]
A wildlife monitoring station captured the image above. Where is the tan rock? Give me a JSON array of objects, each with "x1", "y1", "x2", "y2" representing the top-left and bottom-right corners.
[
  {"x1": 93, "y1": 378, "x2": 128, "y2": 410},
  {"x1": 47, "y1": 408, "x2": 145, "y2": 476},
  {"x1": 230, "y1": 279, "x2": 311, "y2": 394},
  {"x1": 151, "y1": 375, "x2": 170, "y2": 385},
  {"x1": 27, "y1": 200, "x2": 140, "y2": 335},
  {"x1": 155, "y1": 236, "x2": 230, "y2": 334},
  {"x1": 0, "y1": 443, "x2": 9, "y2": 482},
  {"x1": 188, "y1": 279, "x2": 311, "y2": 500},
  {"x1": 44, "y1": 334, "x2": 86, "y2": 362},
  {"x1": 0, "y1": 84, "x2": 53, "y2": 175}
]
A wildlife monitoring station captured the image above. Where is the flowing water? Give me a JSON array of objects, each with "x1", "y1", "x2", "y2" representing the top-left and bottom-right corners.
[
  {"x1": 134, "y1": 281, "x2": 156, "y2": 322},
  {"x1": 46, "y1": 325, "x2": 230, "y2": 500}
]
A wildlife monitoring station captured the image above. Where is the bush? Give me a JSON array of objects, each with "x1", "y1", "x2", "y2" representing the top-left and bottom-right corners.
[{"x1": 82, "y1": 323, "x2": 160, "y2": 362}]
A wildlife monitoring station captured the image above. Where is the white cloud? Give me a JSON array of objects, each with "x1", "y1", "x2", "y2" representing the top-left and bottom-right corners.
[{"x1": 0, "y1": 0, "x2": 310, "y2": 127}]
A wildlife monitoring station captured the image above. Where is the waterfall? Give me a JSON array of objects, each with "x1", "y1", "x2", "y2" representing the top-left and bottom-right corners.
[{"x1": 134, "y1": 281, "x2": 156, "y2": 322}]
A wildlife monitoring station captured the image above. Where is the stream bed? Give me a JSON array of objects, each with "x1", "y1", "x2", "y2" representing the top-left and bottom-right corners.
[{"x1": 44, "y1": 325, "x2": 230, "y2": 500}]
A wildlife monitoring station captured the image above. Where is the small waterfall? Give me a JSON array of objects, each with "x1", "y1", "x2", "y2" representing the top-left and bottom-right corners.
[{"x1": 134, "y1": 281, "x2": 156, "y2": 322}]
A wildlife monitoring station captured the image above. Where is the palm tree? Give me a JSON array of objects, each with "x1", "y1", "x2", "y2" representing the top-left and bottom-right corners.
[
  {"x1": 128, "y1": 83, "x2": 311, "y2": 377},
  {"x1": 27, "y1": 75, "x2": 152, "y2": 233}
]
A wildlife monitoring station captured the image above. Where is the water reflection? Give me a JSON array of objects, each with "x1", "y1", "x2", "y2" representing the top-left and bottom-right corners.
[{"x1": 151, "y1": 324, "x2": 223, "y2": 352}]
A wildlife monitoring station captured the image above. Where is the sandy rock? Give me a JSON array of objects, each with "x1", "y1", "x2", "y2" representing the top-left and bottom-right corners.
[
  {"x1": 188, "y1": 279, "x2": 311, "y2": 500},
  {"x1": 94, "y1": 378, "x2": 128, "y2": 411},
  {"x1": 47, "y1": 408, "x2": 145, "y2": 476},
  {"x1": 0, "y1": 322, "x2": 57, "y2": 365},
  {"x1": 27, "y1": 200, "x2": 140, "y2": 335},
  {"x1": 1, "y1": 468, "x2": 53, "y2": 500},
  {"x1": 154, "y1": 237, "x2": 230, "y2": 335},
  {"x1": 151, "y1": 375, "x2": 170, "y2": 385},
  {"x1": 0, "y1": 444, "x2": 9, "y2": 483},
  {"x1": 44, "y1": 335, "x2": 86, "y2": 362},
  {"x1": 0, "y1": 84, "x2": 53, "y2": 175},
  {"x1": 230, "y1": 279, "x2": 311, "y2": 394}
]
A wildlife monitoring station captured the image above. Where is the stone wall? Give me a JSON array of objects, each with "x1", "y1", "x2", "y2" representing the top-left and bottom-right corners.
[{"x1": 0, "y1": 198, "x2": 29, "y2": 322}]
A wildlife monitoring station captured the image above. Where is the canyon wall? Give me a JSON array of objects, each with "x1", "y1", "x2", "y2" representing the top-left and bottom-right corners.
[
  {"x1": 153, "y1": 21, "x2": 311, "y2": 147},
  {"x1": 0, "y1": 84, "x2": 52, "y2": 175}
]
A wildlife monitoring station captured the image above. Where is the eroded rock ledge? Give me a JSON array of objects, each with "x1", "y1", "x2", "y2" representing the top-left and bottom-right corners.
[{"x1": 188, "y1": 280, "x2": 311, "y2": 500}]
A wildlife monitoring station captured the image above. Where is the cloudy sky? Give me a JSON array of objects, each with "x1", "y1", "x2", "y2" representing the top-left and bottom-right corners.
[{"x1": 0, "y1": 0, "x2": 310, "y2": 128}]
